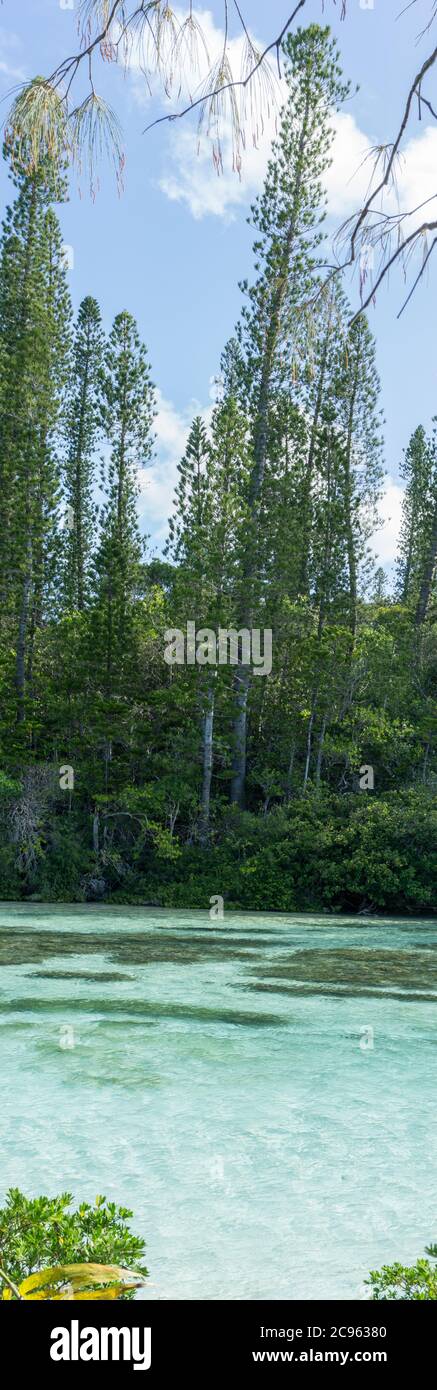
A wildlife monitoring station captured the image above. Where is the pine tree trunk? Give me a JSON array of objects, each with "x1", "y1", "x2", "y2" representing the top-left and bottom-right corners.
[
  {"x1": 401, "y1": 519, "x2": 415, "y2": 602},
  {"x1": 298, "y1": 305, "x2": 332, "y2": 593},
  {"x1": 93, "y1": 810, "x2": 100, "y2": 855},
  {"x1": 285, "y1": 742, "x2": 295, "y2": 802},
  {"x1": 343, "y1": 348, "x2": 360, "y2": 639},
  {"x1": 315, "y1": 712, "x2": 328, "y2": 786},
  {"x1": 199, "y1": 682, "x2": 215, "y2": 846},
  {"x1": 231, "y1": 671, "x2": 249, "y2": 807},
  {"x1": 422, "y1": 740, "x2": 430, "y2": 783},
  {"x1": 16, "y1": 539, "x2": 33, "y2": 724},
  {"x1": 75, "y1": 345, "x2": 91, "y2": 610},
  {"x1": 303, "y1": 697, "x2": 317, "y2": 791}
]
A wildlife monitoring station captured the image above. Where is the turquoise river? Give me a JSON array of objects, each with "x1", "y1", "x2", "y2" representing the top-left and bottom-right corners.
[{"x1": 0, "y1": 905, "x2": 436, "y2": 1299}]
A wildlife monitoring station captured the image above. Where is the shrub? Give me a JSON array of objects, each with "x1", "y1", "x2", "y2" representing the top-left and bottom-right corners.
[
  {"x1": 0, "y1": 1189, "x2": 147, "y2": 1291},
  {"x1": 366, "y1": 1244, "x2": 437, "y2": 1299}
]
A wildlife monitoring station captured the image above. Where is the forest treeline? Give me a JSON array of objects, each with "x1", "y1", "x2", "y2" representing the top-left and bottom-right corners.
[{"x1": 0, "y1": 26, "x2": 436, "y2": 913}]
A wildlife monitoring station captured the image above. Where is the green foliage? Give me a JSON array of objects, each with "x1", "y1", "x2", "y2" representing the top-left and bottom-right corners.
[
  {"x1": 0, "y1": 771, "x2": 21, "y2": 797},
  {"x1": 0, "y1": 147, "x2": 72, "y2": 725},
  {"x1": 366, "y1": 1244, "x2": 437, "y2": 1300},
  {"x1": 0, "y1": 28, "x2": 435, "y2": 909},
  {"x1": 0, "y1": 1189, "x2": 148, "y2": 1291},
  {"x1": 62, "y1": 295, "x2": 104, "y2": 611},
  {"x1": 103, "y1": 790, "x2": 436, "y2": 915},
  {"x1": 396, "y1": 423, "x2": 437, "y2": 622}
]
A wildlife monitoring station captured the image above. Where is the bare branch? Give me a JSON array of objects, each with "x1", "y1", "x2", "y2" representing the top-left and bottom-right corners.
[
  {"x1": 348, "y1": 44, "x2": 437, "y2": 268},
  {"x1": 143, "y1": 1, "x2": 309, "y2": 136},
  {"x1": 3, "y1": 2, "x2": 318, "y2": 191},
  {"x1": 339, "y1": 5, "x2": 437, "y2": 316},
  {"x1": 5, "y1": 0, "x2": 437, "y2": 317},
  {"x1": 397, "y1": 231, "x2": 437, "y2": 316}
]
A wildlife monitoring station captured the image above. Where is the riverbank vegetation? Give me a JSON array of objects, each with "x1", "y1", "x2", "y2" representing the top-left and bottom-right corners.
[
  {"x1": 1, "y1": 1186, "x2": 435, "y2": 1301},
  {"x1": 0, "y1": 1189, "x2": 147, "y2": 1298},
  {"x1": 367, "y1": 1244, "x2": 437, "y2": 1301},
  {"x1": 0, "y1": 27, "x2": 435, "y2": 913}
]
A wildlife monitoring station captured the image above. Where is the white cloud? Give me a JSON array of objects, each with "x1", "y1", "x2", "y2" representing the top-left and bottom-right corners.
[
  {"x1": 0, "y1": 60, "x2": 26, "y2": 81},
  {"x1": 158, "y1": 98, "x2": 437, "y2": 228},
  {"x1": 138, "y1": 388, "x2": 211, "y2": 548},
  {"x1": 394, "y1": 125, "x2": 437, "y2": 233},
  {"x1": 0, "y1": 28, "x2": 26, "y2": 83},
  {"x1": 158, "y1": 104, "x2": 379, "y2": 223},
  {"x1": 126, "y1": 0, "x2": 437, "y2": 233},
  {"x1": 325, "y1": 111, "x2": 373, "y2": 217},
  {"x1": 123, "y1": 5, "x2": 281, "y2": 220},
  {"x1": 327, "y1": 116, "x2": 437, "y2": 245},
  {"x1": 373, "y1": 480, "x2": 404, "y2": 567},
  {"x1": 142, "y1": 11, "x2": 374, "y2": 225},
  {"x1": 159, "y1": 124, "x2": 271, "y2": 220}
]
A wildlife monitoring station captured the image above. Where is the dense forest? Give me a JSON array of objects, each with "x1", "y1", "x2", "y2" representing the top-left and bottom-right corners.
[{"x1": 0, "y1": 26, "x2": 435, "y2": 914}]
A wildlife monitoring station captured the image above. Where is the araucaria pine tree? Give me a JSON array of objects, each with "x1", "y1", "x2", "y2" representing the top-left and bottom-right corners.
[
  {"x1": 230, "y1": 25, "x2": 350, "y2": 806},
  {"x1": 166, "y1": 346, "x2": 251, "y2": 842},
  {"x1": 0, "y1": 147, "x2": 71, "y2": 725},
  {"x1": 333, "y1": 313, "x2": 384, "y2": 637},
  {"x1": 62, "y1": 296, "x2": 104, "y2": 611},
  {"x1": 396, "y1": 423, "x2": 437, "y2": 624},
  {"x1": 166, "y1": 415, "x2": 211, "y2": 579},
  {"x1": 93, "y1": 311, "x2": 156, "y2": 692}
]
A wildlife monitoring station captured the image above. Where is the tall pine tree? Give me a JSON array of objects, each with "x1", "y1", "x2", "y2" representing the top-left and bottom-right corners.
[
  {"x1": 93, "y1": 310, "x2": 156, "y2": 694},
  {"x1": 0, "y1": 149, "x2": 71, "y2": 725},
  {"x1": 62, "y1": 296, "x2": 104, "y2": 611},
  {"x1": 230, "y1": 25, "x2": 350, "y2": 805}
]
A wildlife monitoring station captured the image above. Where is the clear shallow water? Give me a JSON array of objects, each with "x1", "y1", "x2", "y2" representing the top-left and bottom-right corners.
[{"x1": 0, "y1": 903, "x2": 436, "y2": 1301}]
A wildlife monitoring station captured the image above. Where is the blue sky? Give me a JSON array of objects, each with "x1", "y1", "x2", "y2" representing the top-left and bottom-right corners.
[{"x1": 1, "y1": 1, "x2": 437, "y2": 567}]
